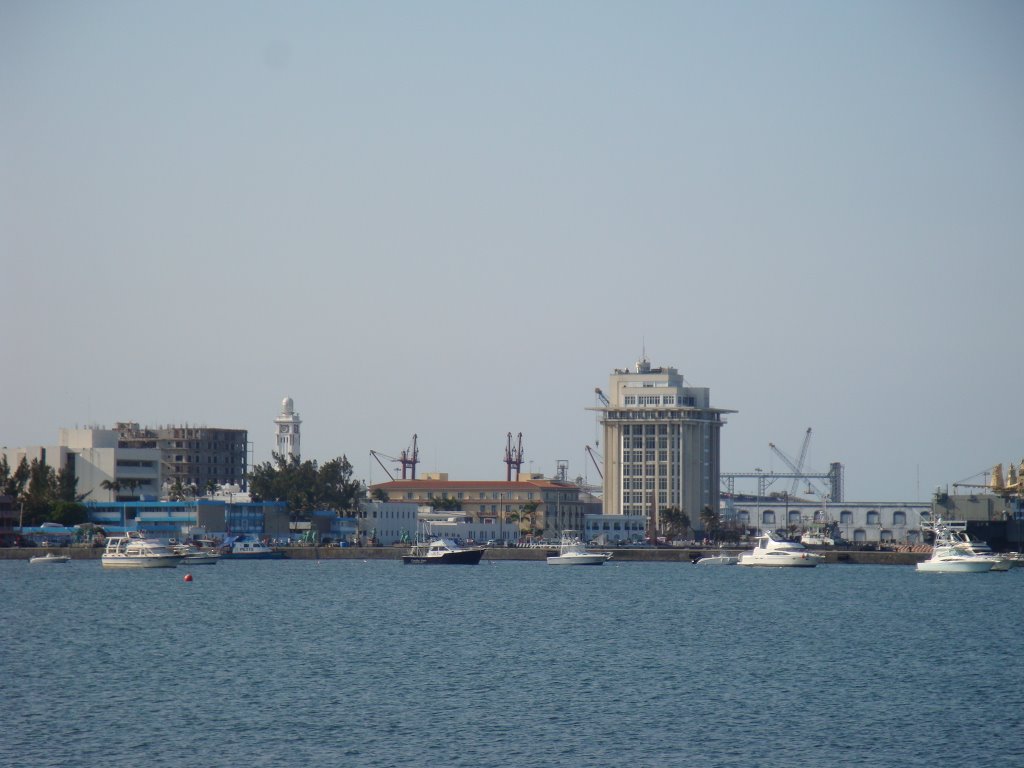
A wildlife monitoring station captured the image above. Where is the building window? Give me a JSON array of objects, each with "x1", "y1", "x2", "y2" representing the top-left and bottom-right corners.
[
  {"x1": 893, "y1": 511, "x2": 906, "y2": 526},
  {"x1": 866, "y1": 511, "x2": 880, "y2": 526}
]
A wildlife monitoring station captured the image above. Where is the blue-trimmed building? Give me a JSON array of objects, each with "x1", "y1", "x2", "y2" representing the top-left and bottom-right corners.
[{"x1": 85, "y1": 500, "x2": 289, "y2": 539}]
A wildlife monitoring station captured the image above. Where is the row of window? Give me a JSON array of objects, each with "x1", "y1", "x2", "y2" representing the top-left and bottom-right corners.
[
  {"x1": 737, "y1": 510, "x2": 910, "y2": 526},
  {"x1": 621, "y1": 395, "x2": 699, "y2": 406},
  {"x1": 414, "y1": 491, "x2": 537, "y2": 501},
  {"x1": 608, "y1": 411, "x2": 717, "y2": 421}
]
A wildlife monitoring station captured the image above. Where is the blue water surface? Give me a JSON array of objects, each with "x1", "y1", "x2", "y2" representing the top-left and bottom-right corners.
[{"x1": 2, "y1": 559, "x2": 1022, "y2": 767}]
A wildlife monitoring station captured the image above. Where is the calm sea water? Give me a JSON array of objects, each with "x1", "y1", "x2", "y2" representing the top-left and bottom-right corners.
[{"x1": 2, "y1": 559, "x2": 1022, "y2": 768}]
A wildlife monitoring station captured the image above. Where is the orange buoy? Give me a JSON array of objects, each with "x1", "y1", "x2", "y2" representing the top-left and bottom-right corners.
[{"x1": 183, "y1": 573, "x2": 193, "y2": 582}]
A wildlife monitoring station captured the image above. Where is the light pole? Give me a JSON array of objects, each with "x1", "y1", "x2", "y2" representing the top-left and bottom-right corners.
[{"x1": 754, "y1": 468, "x2": 763, "y2": 534}]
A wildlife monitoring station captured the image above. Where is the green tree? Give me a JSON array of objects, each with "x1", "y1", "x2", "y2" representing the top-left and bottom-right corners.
[
  {"x1": 50, "y1": 501, "x2": 89, "y2": 527},
  {"x1": 660, "y1": 506, "x2": 691, "y2": 540},
  {"x1": 370, "y1": 488, "x2": 390, "y2": 502},
  {"x1": 248, "y1": 452, "x2": 365, "y2": 519},
  {"x1": 55, "y1": 465, "x2": 88, "y2": 502},
  {"x1": 428, "y1": 496, "x2": 462, "y2": 511},
  {"x1": 168, "y1": 479, "x2": 187, "y2": 501},
  {"x1": 518, "y1": 501, "x2": 541, "y2": 536},
  {"x1": 700, "y1": 505, "x2": 720, "y2": 541},
  {"x1": 120, "y1": 478, "x2": 143, "y2": 499},
  {"x1": 21, "y1": 458, "x2": 57, "y2": 525},
  {"x1": 100, "y1": 479, "x2": 122, "y2": 502},
  {"x1": 3, "y1": 456, "x2": 30, "y2": 498}
]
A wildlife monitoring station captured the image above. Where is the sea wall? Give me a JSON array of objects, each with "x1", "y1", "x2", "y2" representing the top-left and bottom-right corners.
[{"x1": 1, "y1": 545, "x2": 928, "y2": 565}]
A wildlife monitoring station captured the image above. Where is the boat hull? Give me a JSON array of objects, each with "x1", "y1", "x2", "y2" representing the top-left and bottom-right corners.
[
  {"x1": 695, "y1": 555, "x2": 738, "y2": 566},
  {"x1": 916, "y1": 559, "x2": 994, "y2": 573},
  {"x1": 738, "y1": 553, "x2": 821, "y2": 567},
  {"x1": 29, "y1": 554, "x2": 70, "y2": 564},
  {"x1": 182, "y1": 554, "x2": 220, "y2": 565},
  {"x1": 101, "y1": 555, "x2": 183, "y2": 569},
  {"x1": 547, "y1": 553, "x2": 609, "y2": 565},
  {"x1": 402, "y1": 548, "x2": 485, "y2": 565}
]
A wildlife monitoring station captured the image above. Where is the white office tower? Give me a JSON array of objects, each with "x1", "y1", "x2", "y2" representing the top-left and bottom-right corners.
[
  {"x1": 274, "y1": 397, "x2": 301, "y2": 460},
  {"x1": 595, "y1": 355, "x2": 735, "y2": 526}
]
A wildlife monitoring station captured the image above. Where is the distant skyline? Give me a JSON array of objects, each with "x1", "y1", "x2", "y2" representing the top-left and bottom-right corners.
[{"x1": 3, "y1": 1, "x2": 1022, "y2": 502}]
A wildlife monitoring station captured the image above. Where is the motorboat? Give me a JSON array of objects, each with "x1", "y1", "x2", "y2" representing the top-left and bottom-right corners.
[
  {"x1": 799, "y1": 531, "x2": 835, "y2": 547},
  {"x1": 694, "y1": 552, "x2": 738, "y2": 566},
  {"x1": 172, "y1": 544, "x2": 221, "y2": 565},
  {"x1": 29, "y1": 553, "x2": 70, "y2": 565},
  {"x1": 546, "y1": 532, "x2": 612, "y2": 566},
  {"x1": 101, "y1": 532, "x2": 184, "y2": 569},
  {"x1": 916, "y1": 518, "x2": 997, "y2": 573},
  {"x1": 220, "y1": 535, "x2": 284, "y2": 559},
  {"x1": 916, "y1": 545, "x2": 996, "y2": 573},
  {"x1": 402, "y1": 536, "x2": 486, "y2": 565},
  {"x1": 738, "y1": 531, "x2": 824, "y2": 567},
  {"x1": 948, "y1": 527, "x2": 1012, "y2": 571}
]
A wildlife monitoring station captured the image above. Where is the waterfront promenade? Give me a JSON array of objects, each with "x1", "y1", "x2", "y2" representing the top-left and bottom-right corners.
[{"x1": 1, "y1": 544, "x2": 929, "y2": 565}]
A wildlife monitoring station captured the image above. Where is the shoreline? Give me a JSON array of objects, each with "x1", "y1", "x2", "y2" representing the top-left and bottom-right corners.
[{"x1": 2, "y1": 545, "x2": 931, "y2": 566}]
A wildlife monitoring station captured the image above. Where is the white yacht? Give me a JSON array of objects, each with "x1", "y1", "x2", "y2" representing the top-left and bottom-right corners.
[
  {"x1": 738, "y1": 531, "x2": 824, "y2": 567},
  {"x1": 916, "y1": 519, "x2": 997, "y2": 573},
  {"x1": 101, "y1": 532, "x2": 184, "y2": 569},
  {"x1": 546, "y1": 532, "x2": 612, "y2": 566}
]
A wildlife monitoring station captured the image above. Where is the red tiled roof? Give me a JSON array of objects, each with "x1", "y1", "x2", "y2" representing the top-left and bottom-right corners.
[{"x1": 369, "y1": 479, "x2": 574, "y2": 491}]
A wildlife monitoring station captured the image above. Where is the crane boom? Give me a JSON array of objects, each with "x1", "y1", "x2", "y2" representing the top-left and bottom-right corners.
[
  {"x1": 369, "y1": 450, "x2": 396, "y2": 481},
  {"x1": 585, "y1": 445, "x2": 604, "y2": 480},
  {"x1": 768, "y1": 441, "x2": 826, "y2": 497},
  {"x1": 791, "y1": 428, "x2": 812, "y2": 496}
]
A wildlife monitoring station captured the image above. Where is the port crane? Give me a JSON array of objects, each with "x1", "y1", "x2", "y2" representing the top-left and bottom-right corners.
[
  {"x1": 504, "y1": 432, "x2": 525, "y2": 481},
  {"x1": 593, "y1": 388, "x2": 609, "y2": 447},
  {"x1": 369, "y1": 434, "x2": 420, "y2": 481},
  {"x1": 585, "y1": 444, "x2": 604, "y2": 480},
  {"x1": 769, "y1": 428, "x2": 819, "y2": 496}
]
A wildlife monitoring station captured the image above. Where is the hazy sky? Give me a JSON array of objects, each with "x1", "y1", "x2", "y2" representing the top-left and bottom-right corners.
[{"x1": 3, "y1": 1, "x2": 1022, "y2": 502}]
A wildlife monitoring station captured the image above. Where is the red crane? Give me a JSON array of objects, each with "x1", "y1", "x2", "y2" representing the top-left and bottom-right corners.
[
  {"x1": 371, "y1": 434, "x2": 420, "y2": 481},
  {"x1": 504, "y1": 432, "x2": 524, "y2": 481}
]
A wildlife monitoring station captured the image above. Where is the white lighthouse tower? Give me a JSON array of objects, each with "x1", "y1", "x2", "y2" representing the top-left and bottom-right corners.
[{"x1": 274, "y1": 396, "x2": 301, "y2": 460}]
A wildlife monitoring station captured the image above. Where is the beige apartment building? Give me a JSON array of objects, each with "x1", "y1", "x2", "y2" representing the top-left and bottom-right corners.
[
  {"x1": 368, "y1": 472, "x2": 600, "y2": 538},
  {"x1": 593, "y1": 356, "x2": 734, "y2": 527}
]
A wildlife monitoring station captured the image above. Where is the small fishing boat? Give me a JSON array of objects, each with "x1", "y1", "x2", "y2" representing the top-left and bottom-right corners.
[
  {"x1": 172, "y1": 544, "x2": 221, "y2": 565},
  {"x1": 219, "y1": 535, "x2": 284, "y2": 559},
  {"x1": 916, "y1": 518, "x2": 998, "y2": 573},
  {"x1": 546, "y1": 532, "x2": 612, "y2": 565},
  {"x1": 29, "y1": 553, "x2": 70, "y2": 565},
  {"x1": 402, "y1": 536, "x2": 485, "y2": 565}
]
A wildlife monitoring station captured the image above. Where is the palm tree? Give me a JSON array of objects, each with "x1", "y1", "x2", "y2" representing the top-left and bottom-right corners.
[
  {"x1": 120, "y1": 478, "x2": 142, "y2": 500},
  {"x1": 700, "y1": 505, "x2": 720, "y2": 542},
  {"x1": 168, "y1": 479, "x2": 186, "y2": 501},
  {"x1": 100, "y1": 479, "x2": 121, "y2": 502}
]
